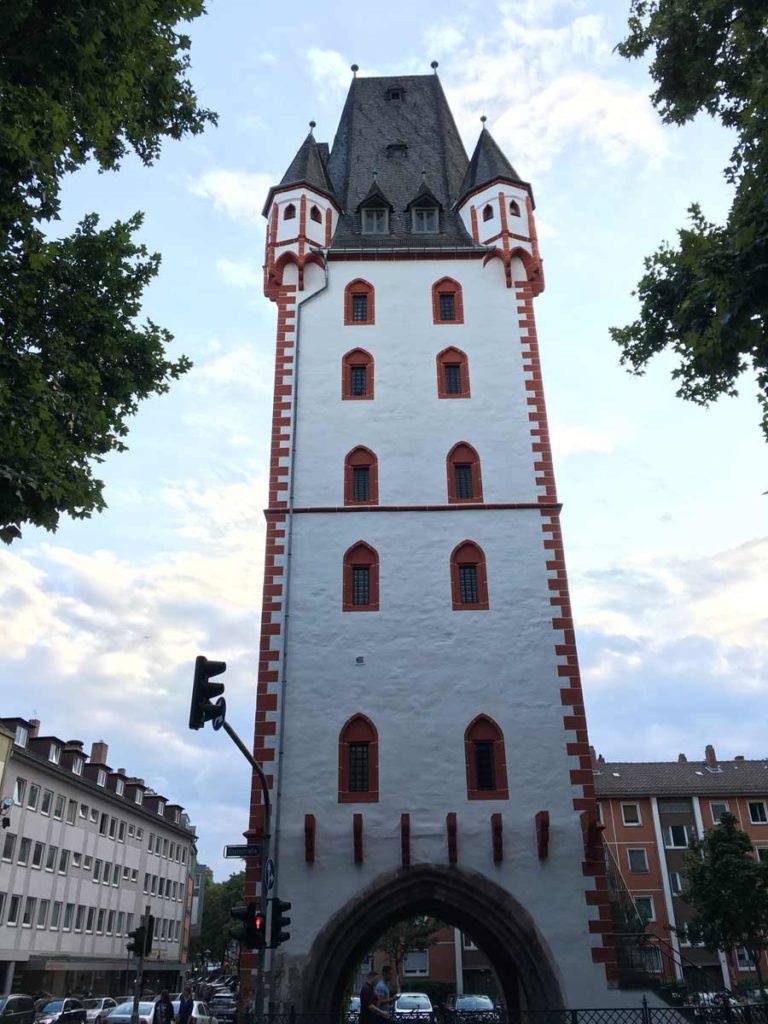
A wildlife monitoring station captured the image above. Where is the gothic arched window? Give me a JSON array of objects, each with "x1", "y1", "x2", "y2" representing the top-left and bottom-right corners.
[
  {"x1": 343, "y1": 541, "x2": 380, "y2": 611},
  {"x1": 310, "y1": 204, "x2": 322, "y2": 223},
  {"x1": 450, "y1": 540, "x2": 489, "y2": 610},
  {"x1": 447, "y1": 443, "x2": 483, "y2": 503},
  {"x1": 436, "y1": 346, "x2": 470, "y2": 399},
  {"x1": 342, "y1": 348, "x2": 374, "y2": 400},
  {"x1": 339, "y1": 714, "x2": 379, "y2": 803},
  {"x1": 344, "y1": 278, "x2": 375, "y2": 326},
  {"x1": 509, "y1": 199, "x2": 521, "y2": 217},
  {"x1": 482, "y1": 204, "x2": 494, "y2": 222},
  {"x1": 432, "y1": 277, "x2": 464, "y2": 324},
  {"x1": 284, "y1": 203, "x2": 296, "y2": 220},
  {"x1": 344, "y1": 447, "x2": 379, "y2": 505},
  {"x1": 464, "y1": 715, "x2": 509, "y2": 800}
]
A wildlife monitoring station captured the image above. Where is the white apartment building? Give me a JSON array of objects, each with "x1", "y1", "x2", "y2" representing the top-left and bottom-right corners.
[{"x1": 0, "y1": 717, "x2": 197, "y2": 997}]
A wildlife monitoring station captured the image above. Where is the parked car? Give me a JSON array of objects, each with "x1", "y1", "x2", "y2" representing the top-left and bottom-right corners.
[
  {"x1": 33, "y1": 999, "x2": 54, "y2": 1016},
  {"x1": 393, "y1": 994, "x2": 433, "y2": 1020},
  {"x1": 171, "y1": 1000, "x2": 217, "y2": 1024},
  {"x1": 82, "y1": 1000, "x2": 117, "y2": 1024},
  {"x1": 207, "y1": 997, "x2": 236, "y2": 1024},
  {"x1": 105, "y1": 1003, "x2": 155, "y2": 1024},
  {"x1": 442, "y1": 995, "x2": 498, "y2": 1023},
  {"x1": 36, "y1": 1001, "x2": 87, "y2": 1024},
  {"x1": 0, "y1": 995, "x2": 36, "y2": 1024}
]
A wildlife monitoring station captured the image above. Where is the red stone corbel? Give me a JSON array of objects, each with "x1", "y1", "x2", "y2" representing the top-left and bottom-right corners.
[
  {"x1": 447, "y1": 812, "x2": 458, "y2": 864},
  {"x1": 401, "y1": 813, "x2": 411, "y2": 866},
  {"x1": 535, "y1": 810, "x2": 550, "y2": 859},
  {"x1": 491, "y1": 813, "x2": 503, "y2": 864},
  {"x1": 353, "y1": 813, "x2": 363, "y2": 865},
  {"x1": 304, "y1": 814, "x2": 316, "y2": 864}
]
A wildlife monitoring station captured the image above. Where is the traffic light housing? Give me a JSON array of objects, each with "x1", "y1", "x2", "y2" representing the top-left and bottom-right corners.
[
  {"x1": 230, "y1": 903, "x2": 265, "y2": 949},
  {"x1": 144, "y1": 914, "x2": 155, "y2": 956},
  {"x1": 126, "y1": 925, "x2": 145, "y2": 957},
  {"x1": 270, "y1": 898, "x2": 291, "y2": 948},
  {"x1": 189, "y1": 656, "x2": 226, "y2": 730}
]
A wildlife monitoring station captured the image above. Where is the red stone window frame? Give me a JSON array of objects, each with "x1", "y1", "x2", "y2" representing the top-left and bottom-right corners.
[
  {"x1": 284, "y1": 203, "x2": 296, "y2": 220},
  {"x1": 446, "y1": 442, "x2": 483, "y2": 503},
  {"x1": 310, "y1": 204, "x2": 322, "y2": 223},
  {"x1": 338, "y1": 713, "x2": 379, "y2": 803},
  {"x1": 432, "y1": 277, "x2": 464, "y2": 325},
  {"x1": 344, "y1": 278, "x2": 375, "y2": 326},
  {"x1": 436, "y1": 346, "x2": 470, "y2": 399},
  {"x1": 450, "y1": 540, "x2": 489, "y2": 610},
  {"x1": 343, "y1": 541, "x2": 380, "y2": 612},
  {"x1": 342, "y1": 348, "x2": 374, "y2": 401},
  {"x1": 464, "y1": 715, "x2": 509, "y2": 800},
  {"x1": 344, "y1": 446, "x2": 379, "y2": 506},
  {"x1": 482, "y1": 204, "x2": 494, "y2": 222}
]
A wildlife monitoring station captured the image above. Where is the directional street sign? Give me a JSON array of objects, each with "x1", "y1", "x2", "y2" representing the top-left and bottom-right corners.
[
  {"x1": 224, "y1": 844, "x2": 262, "y2": 859},
  {"x1": 212, "y1": 697, "x2": 227, "y2": 731},
  {"x1": 264, "y1": 858, "x2": 275, "y2": 892}
]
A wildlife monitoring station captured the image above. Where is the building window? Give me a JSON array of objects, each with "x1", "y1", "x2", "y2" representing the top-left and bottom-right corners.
[
  {"x1": 66, "y1": 800, "x2": 77, "y2": 825},
  {"x1": 14, "y1": 724, "x2": 28, "y2": 747},
  {"x1": 343, "y1": 541, "x2": 379, "y2": 612},
  {"x1": 26, "y1": 784, "x2": 40, "y2": 811},
  {"x1": 109, "y1": 817, "x2": 117, "y2": 838},
  {"x1": 621, "y1": 802, "x2": 641, "y2": 826},
  {"x1": 436, "y1": 346, "x2": 470, "y2": 399},
  {"x1": 670, "y1": 871, "x2": 683, "y2": 895},
  {"x1": 7, "y1": 895, "x2": 20, "y2": 926},
  {"x1": 22, "y1": 896, "x2": 36, "y2": 927},
  {"x1": 450, "y1": 541, "x2": 489, "y2": 610},
  {"x1": 45, "y1": 845, "x2": 57, "y2": 871},
  {"x1": 51, "y1": 902, "x2": 62, "y2": 929},
  {"x1": 72, "y1": 757, "x2": 83, "y2": 775},
  {"x1": 89, "y1": 807, "x2": 98, "y2": 823},
  {"x1": 96, "y1": 769, "x2": 106, "y2": 787},
  {"x1": 342, "y1": 347, "x2": 374, "y2": 400},
  {"x1": 63, "y1": 903, "x2": 74, "y2": 931},
  {"x1": 2, "y1": 832, "x2": 16, "y2": 861},
  {"x1": 510, "y1": 199, "x2": 521, "y2": 216},
  {"x1": 116, "y1": 777, "x2": 125, "y2": 796},
  {"x1": 736, "y1": 947, "x2": 755, "y2": 971},
  {"x1": 118, "y1": 820, "x2": 126, "y2": 842},
  {"x1": 135, "y1": 789, "x2": 143, "y2": 805},
  {"x1": 17, "y1": 837, "x2": 30, "y2": 865},
  {"x1": 58, "y1": 849, "x2": 69, "y2": 874},
  {"x1": 52, "y1": 794, "x2": 64, "y2": 820},
  {"x1": 12, "y1": 778, "x2": 26, "y2": 806},
  {"x1": 412, "y1": 207, "x2": 439, "y2": 233},
  {"x1": 664, "y1": 824, "x2": 690, "y2": 848},
  {"x1": 482, "y1": 204, "x2": 494, "y2": 222},
  {"x1": 99, "y1": 813, "x2": 108, "y2": 836},
  {"x1": 642, "y1": 947, "x2": 663, "y2": 973},
  {"x1": 338, "y1": 714, "x2": 379, "y2": 803},
  {"x1": 464, "y1": 715, "x2": 509, "y2": 800},
  {"x1": 344, "y1": 446, "x2": 378, "y2": 505},
  {"x1": 447, "y1": 443, "x2": 482, "y2": 503},
  {"x1": 157, "y1": 800, "x2": 165, "y2": 816},
  {"x1": 310, "y1": 204, "x2": 322, "y2": 224},
  {"x1": 432, "y1": 277, "x2": 464, "y2": 324},
  {"x1": 73, "y1": 852, "x2": 81, "y2": 868},
  {"x1": 40, "y1": 789, "x2": 53, "y2": 815},
  {"x1": 96, "y1": 908, "x2": 105, "y2": 934},
  {"x1": 79, "y1": 803, "x2": 87, "y2": 818},
  {"x1": 634, "y1": 896, "x2": 655, "y2": 922},
  {"x1": 344, "y1": 279, "x2": 375, "y2": 326},
  {"x1": 49, "y1": 743, "x2": 60, "y2": 764},
  {"x1": 710, "y1": 800, "x2": 729, "y2": 823},
  {"x1": 284, "y1": 203, "x2": 296, "y2": 221},
  {"x1": 749, "y1": 801, "x2": 767, "y2": 824},
  {"x1": 31, "y1": 841, "x2": 44, "y2": 869},
  {"x1": 627, "y1": 848, "x2": 649, "y2": 873},
  {"x1": 75, "y1": 905, "x2": 85, "y2": 932},
  {"x1": 362, "y1": 207, "x2": 388, "y2": 234},
  {"x1": 757, "y1": 848, "x2": 768, "y2": 863},
  {"x1": 403, "y1": 949, "x2": 429, "y2": 976}
]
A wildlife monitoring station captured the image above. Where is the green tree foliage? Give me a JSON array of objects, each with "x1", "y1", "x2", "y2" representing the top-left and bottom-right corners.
[
  {"x1": 0, "y1": 1, "x2": 216, "y2": 543},
  {"x1": 611, "y1": 2, "x2": 768, "y2": 440},
  {"x1": 375, "y1": 915, "x2": 442, "y2": 982},
  {"x1": 189, "y1": 869, "x2": 245, "y2": 968},
  {"x1": 682, "y1": 813, "x2": 768, "y2": 997}
]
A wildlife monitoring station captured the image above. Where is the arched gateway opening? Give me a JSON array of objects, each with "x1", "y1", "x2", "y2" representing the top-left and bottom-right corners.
[{"x1": 299, "y1": 864, "x2": 565, "y2": 1012}]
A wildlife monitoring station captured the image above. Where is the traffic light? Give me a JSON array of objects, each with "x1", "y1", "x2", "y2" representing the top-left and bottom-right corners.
[
  {"x1": 189, "y1": 656, "x2": 227, "y2": 730},
  {"x1": 126, "y1": 925, "x2": 146, "y2": 957},
  {"x1": 144, "y1": 915, "x2": 155, "y2": 956},
  {"x1": 269, "y1": 897, "x2": 291, "y2": 948},
  {"x1": 230, "y1": 903, "x2": 266, "y2": 949}
]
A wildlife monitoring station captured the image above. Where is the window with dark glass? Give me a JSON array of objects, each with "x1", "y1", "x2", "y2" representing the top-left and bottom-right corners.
[
  {"x1": 444, "y1": 363, "x2": 462, "y2": 394},
  {"x1": 413, "y1": 207, "x2": 438, "y2": 233},
  {"x1": 284, "y1": 203, "x2": 296, "y2": 220},
  {"x1": 483, "y1": 204, "x2": 494, "y2": 222},
  {"x1": 459, "y1": 564, "x2": 478, "y2": 604},
  {"x1": 352, "y1": 294, "x2": 369, "y2": 323},
  {"x1": 474, "y1": 742, "x2": 496, "y2": 790},
  {"x1": 349, "y1": 743, "x2": 370, "y2": 792},
  {"x1": 510, "y1": 200, "x2": 521, "y2": 216},
  {"x1": 352, "y1": 567, "x2": 370, "y2": 606},
  {"x1": 310, "y1": 205, "x2": 322, "y2": 223},
  {"x1": 439, "y1": 293, "x2": 456, "y2": 321},
  {"x1": 362, "y1": 208, "x2": 388, "y2": 234},
  {"x1": 352, "y1": 467, "x2": 370, "y2": 502},
  {"x1": 454, "y1": 464, "x2": 473, "y2": 499},
  {"x1": 350, "y1": 364, "x2": 367, "y2": 395}
]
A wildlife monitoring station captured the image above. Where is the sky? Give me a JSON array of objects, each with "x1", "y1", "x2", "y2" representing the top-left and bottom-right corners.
[{"x1": 1, "y1": 0, "x2": 766, "y2": 881}]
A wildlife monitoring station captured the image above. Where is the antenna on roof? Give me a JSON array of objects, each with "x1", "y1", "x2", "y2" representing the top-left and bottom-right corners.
[
  {"x1": 431, "y1": 61, "x2": 439, "y2": 74},
  {"x1": 309, "y1": 120, "x2": 316, "y2": 134},
  {"x1": 351, "y1": 64, "x2": 359, "y2": 77}
]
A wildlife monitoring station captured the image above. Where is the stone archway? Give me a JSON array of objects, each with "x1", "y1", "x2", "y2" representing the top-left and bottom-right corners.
[{"x1": 298, "y1": 864, "x2": 565, "y2": 1012}]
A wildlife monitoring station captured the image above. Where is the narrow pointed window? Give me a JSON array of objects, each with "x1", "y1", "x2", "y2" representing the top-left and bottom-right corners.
[
  {"x1": 345, "y1": 447, "x2": 378, "y2": 506},
  {"x1": 339, "y1": 715, "x2": 379, "y2": 803},
  {"x1": 310, "y1": 204, "x2": 322, "y2": 223},
  {"x1": 342, "y1": 348, "x2": 374, "y2": 400},
  {"x1": 432, "y1": 278, "x2": 464, "y2": 324},
  {"x1": 343, "y1": 542, "x2": 379, "y2": 611},
  {"x1": 446, "y1": 443, "x2": 482, "y2": 503},
  {"x1": 436, "y1": 347, "x2": 470, "y2": 399},
  {"x1": 450, "y1": 541, "x2": 489, "y2": 610},
  {"x1": 509, "y1": 200, "x2": 521, "y2": 216},
  {"x1": 483, "y1": 204, "x2": 494, "y2": 222},
  {"x1": 284, "y1": 203, "x2": 296, "y2": 220},
  {"x1": 344, "y1": 279, "x2": 375, "y2": 326},
  {"x1": 464, "y1": 716, "x2": 509, "y2": 799}
]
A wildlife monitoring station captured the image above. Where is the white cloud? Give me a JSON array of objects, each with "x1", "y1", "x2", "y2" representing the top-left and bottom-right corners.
[
  {"x1": 217, "y1": 258, "x2": 262, "y2": 289},
  {"x1": 188, "y1": 170, "x2": 273, "y2": 226},
  {"x1": 305, "y1": 48, "x2": 353, "y2": 100},
  {"x1": 550, "y1": 419, "x2": 632, "y2": 458},
  {"x1": 192, "y1": 343, "x2": 274, "y2": 393}
]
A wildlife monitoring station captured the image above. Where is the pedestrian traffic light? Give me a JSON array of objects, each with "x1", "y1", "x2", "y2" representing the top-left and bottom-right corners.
[
  {"x1": 126, "y1": 924, "x2": 146, "y2": 957},
  {"x1": 189, "y1": 656, "x2": 227, "y2": 730},
  {"x1": 269, "y1": 898, "x2": 291, "y2": 948},
  {"x1": 230, "y1": 903, "x2": 265, "y2": 949}
]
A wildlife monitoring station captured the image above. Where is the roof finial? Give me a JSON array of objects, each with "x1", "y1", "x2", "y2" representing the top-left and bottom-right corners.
[
  {"x1": 372, "y1": 167, "x2": 378, "y2": 180},
  {"x1": 351, "y1": 64, "x2": 359, "y2": 77},
  {"x1": 431, "y1": 60, "x2": 439, "y2": 74},
  {"x1": 309, "y1": 120, "x2": 316, "y2": 134},
  {"x1": 480, "y1": 114, "x2": 488, "y2": 128},
  {"x1": 421, "y1": 167, "x2": 427, "y2": 182}
]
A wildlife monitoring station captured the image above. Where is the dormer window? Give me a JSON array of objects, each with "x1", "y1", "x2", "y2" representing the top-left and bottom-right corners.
[
  {"x1": 386, "y1": 142, "x2": 408, "y2": 158},
  {"x1": 49, "y1": 744, "x2": 60, "y2": 764},
  {"x1": 96, "y1": 769, "x2": 106, "y2": 788},
  {"x1": 14, "y1": 724, "x2": 28, "y2": 748},
  {"x1": 362, "y1": 208, "x2": 388, "y2": 234},
  {"x1": 135, "y1": 790, "x2": 143, "y2": 805},
  {"x1": 72, "y1": 757, "x2": 83, "y2": 776},
  {"x1": 386, "y1": 87, "x2": 404, "y2": 101},
  {"x1": 157, "y1": 800, "x2": 165, "y2": 816},
  {"x1": 412, "y1": 207, "x2": 438, "y2": 233},
  {"x1": 116, "y1": 778, "x2": 125, "y2": 796},
  {"x1": 174, "y1": 809, "x2": 180, "y2": 823}
]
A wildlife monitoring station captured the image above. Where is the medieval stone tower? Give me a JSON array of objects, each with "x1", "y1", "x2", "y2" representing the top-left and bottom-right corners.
[{"x1": 244, "y1": 71, "x2": 631, "y2": 1011}]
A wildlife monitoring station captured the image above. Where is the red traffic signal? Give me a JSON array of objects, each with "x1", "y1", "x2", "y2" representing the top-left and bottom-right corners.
[
  {"x1": 229, "y1": 902, "x2": 265, "y2": 949},
  {"x1": 189, "y1": 656, "x2": 226, "y2": 730}
]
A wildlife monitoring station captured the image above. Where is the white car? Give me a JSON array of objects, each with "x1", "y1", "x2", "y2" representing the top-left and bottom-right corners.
[
  {"x1": 82, "y1": 1000, "x2": 118, "y2": 1024},
  {"x1": 393, "y1": 994, "x2": 433, "y2": 1019},
  {"x1": 171, "y1": 1000, "x2": 217, "y2": 1024}
]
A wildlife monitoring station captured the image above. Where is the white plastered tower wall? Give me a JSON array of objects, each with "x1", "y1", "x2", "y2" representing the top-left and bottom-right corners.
[{"x1": 244, "y1": 76, "x2": 658, "y2": 1011}]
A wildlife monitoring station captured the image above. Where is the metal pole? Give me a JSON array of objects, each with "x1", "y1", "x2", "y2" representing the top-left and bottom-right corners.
[{"x1": 130, "y1": 905, "x2": 151, "y2": 1024}]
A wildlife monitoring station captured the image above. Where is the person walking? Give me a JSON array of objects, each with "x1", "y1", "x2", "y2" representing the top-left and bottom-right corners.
[
  {"x1": 153, "y1": 991, "x2": 174, "y2": 1024},
  {"x1": 375, "y1": 966, "x2": 397, "y2": 1015},
  {"x1": 177, "y1": 986, "x2": 194, "y2": 1024},
  {"x1": 360, "y1": 970, "x2": 391, "y2": 1024}
]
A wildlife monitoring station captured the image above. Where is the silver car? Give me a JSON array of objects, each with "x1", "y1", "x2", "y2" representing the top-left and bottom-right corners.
[{"x1": 82, "y1": 1001, "x2": 117, "y2": 1024}]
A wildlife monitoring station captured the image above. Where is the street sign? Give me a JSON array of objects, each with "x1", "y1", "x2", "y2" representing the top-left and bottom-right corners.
[
  {"x1": 212, "y1": 696, "x2": 227, "y2": 731},
  {"x1": 224, "y1": 844, "x2": 262, "y2": 859},
  {"x1": 264, "y1": 858, "x2": 275, "y2": 891}
]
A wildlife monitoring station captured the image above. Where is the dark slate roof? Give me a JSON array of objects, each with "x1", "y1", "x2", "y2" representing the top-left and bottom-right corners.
[
  {"x1": 262, "y1": 131, "x2": 338, "y2": 215},
  {"x1": 594, "y1": 760, "x2": 768, "y2": 798},
  {"x1": 325, "y1": 74, "x2": 479, "y2": 249},
  {"x1": 458, "y1": 125, "x2": 525, "y2": 203}
]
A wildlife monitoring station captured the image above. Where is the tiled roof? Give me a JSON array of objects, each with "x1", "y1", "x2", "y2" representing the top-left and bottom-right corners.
[
  {"x1": 458, "y1": 125, "x2": 525, "y2": 203},
  {"x1": 594, "y1": 760, "x2": 768, "y2": 797},
  {"x1": 325, "y1": 74, "x2": 480, "y2": 249},
  {"x1": 262, "y1": 131, "x2": 338, "y2": 215}
]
